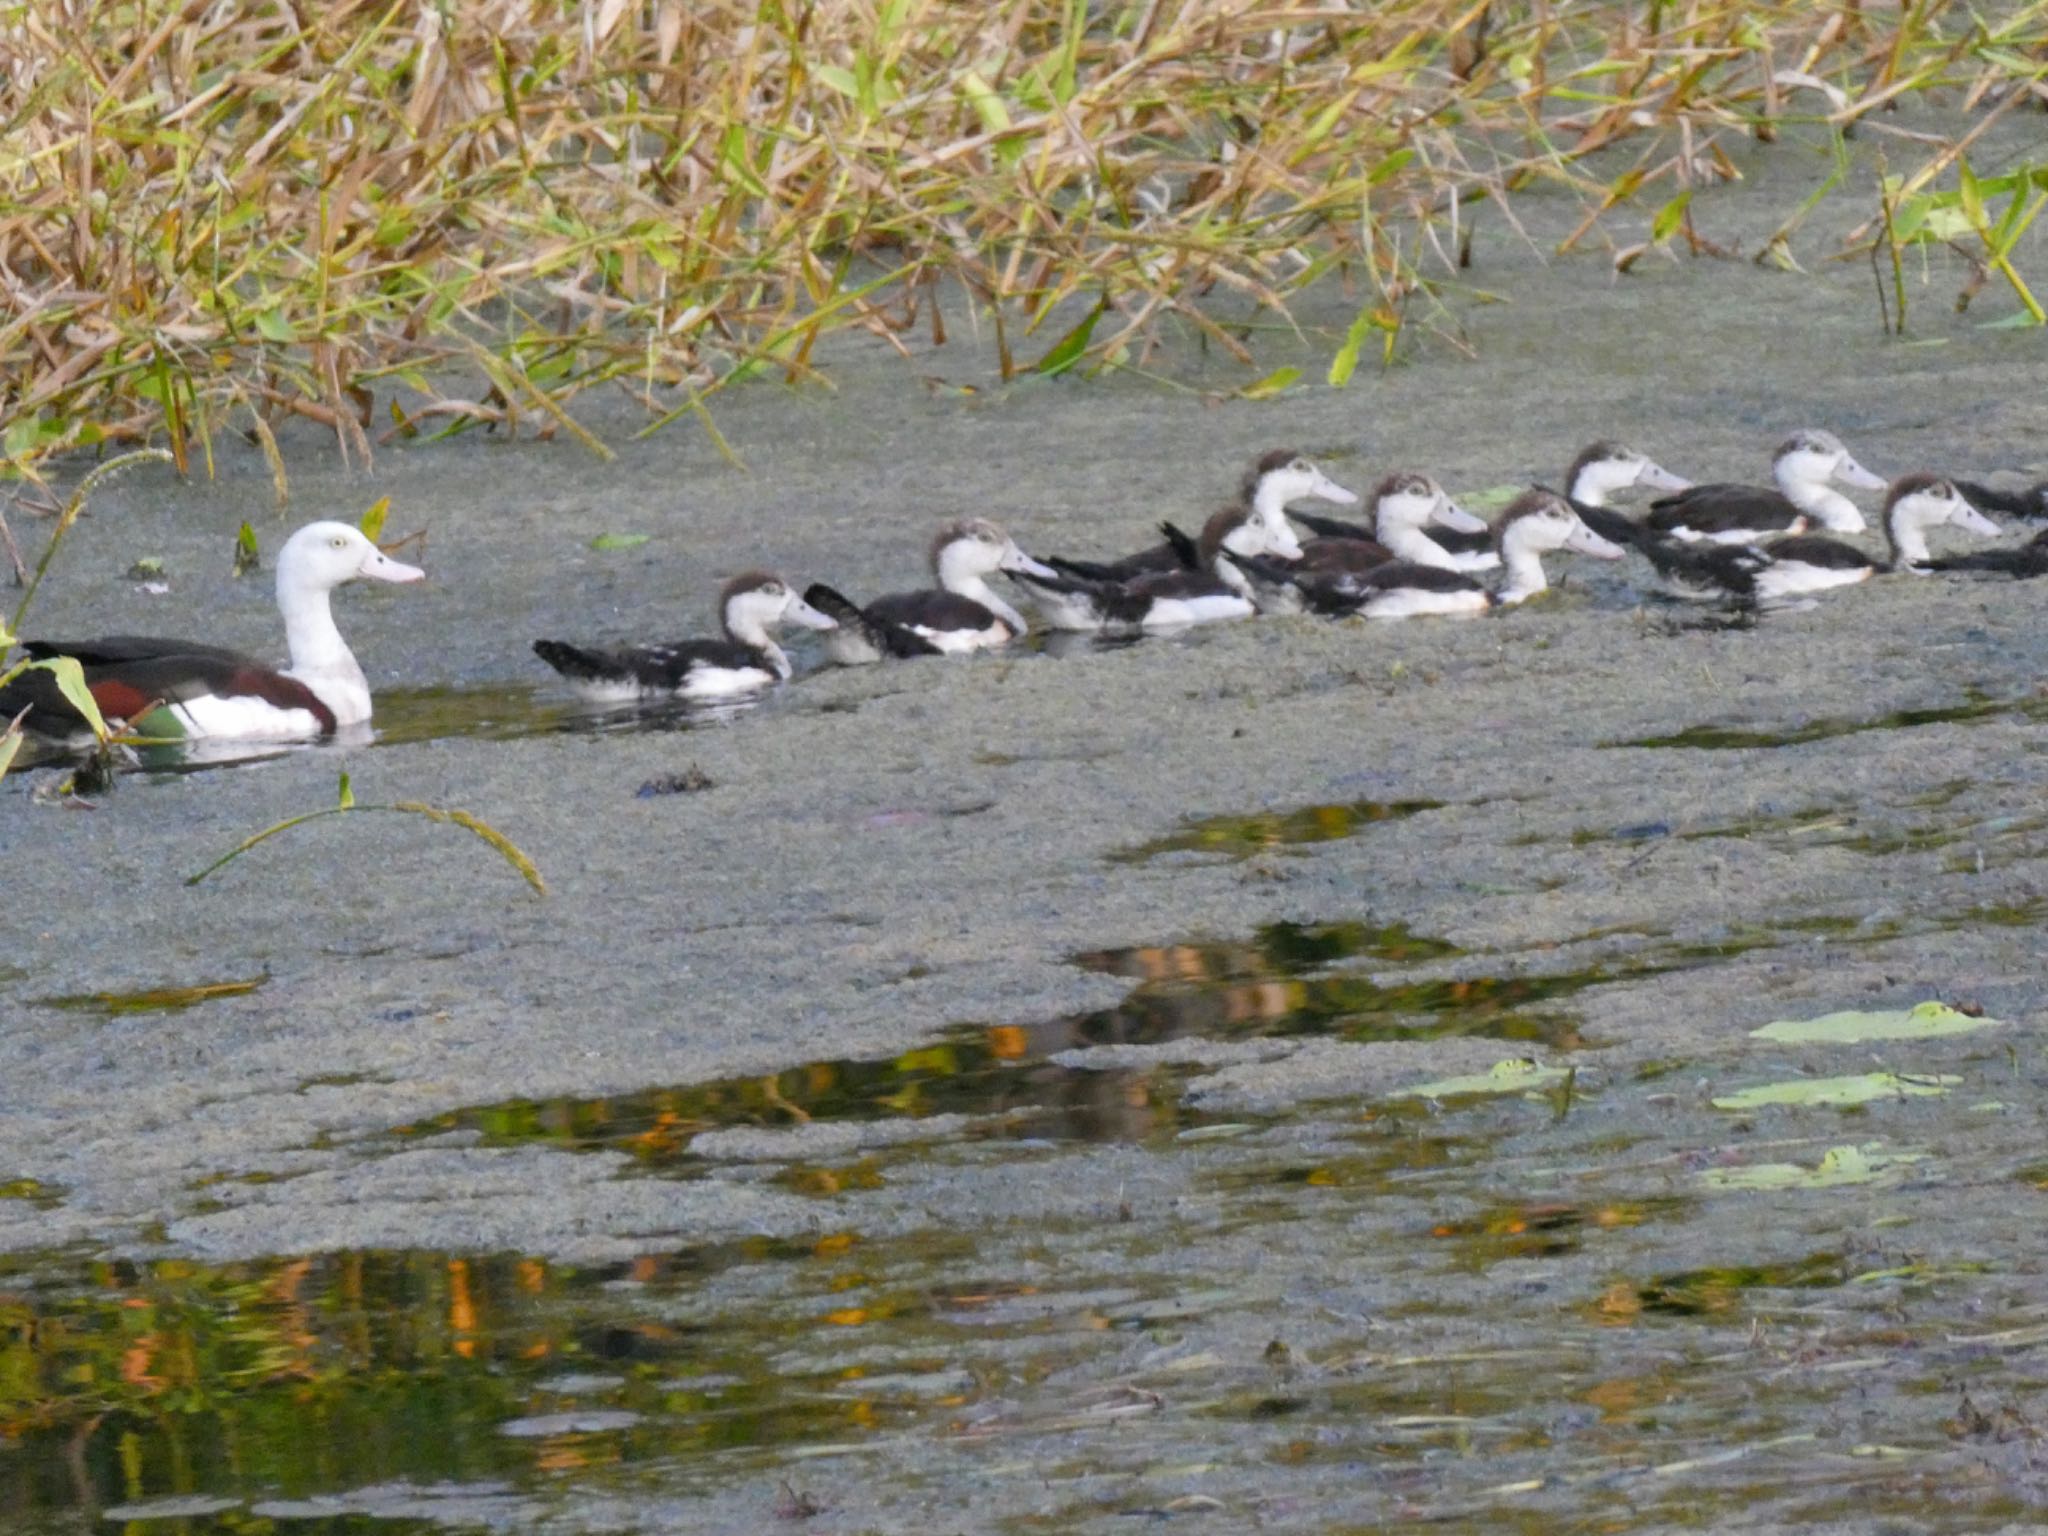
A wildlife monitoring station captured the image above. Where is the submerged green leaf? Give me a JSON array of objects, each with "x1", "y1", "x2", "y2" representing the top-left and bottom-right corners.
[
  {"x1": 1750, "y1": 1001, "x2": 2002, "y2": 1045},
  {"x1": 1392, "y1": 1058, "x2": 1569, "y2": 1100},
  {"x1": 1236, "y1": 366, "x2": 1302, "y2": 401},
  {"x1": 589, "y1": 533, "x2": 650, "y2": 551},
  {"x1": 1700, "y1": 1143, "x2": 1928, "y2": 1191},
  {"x1": 358, "y1": 496, "x2": 391, "y2": 543},
  {"x1": 1457, "y1": 484, "x2": 1525, "y2": 512},
  {"x1": 1711, "y1": 1073, "x2": 1959, "y2": 1111}
]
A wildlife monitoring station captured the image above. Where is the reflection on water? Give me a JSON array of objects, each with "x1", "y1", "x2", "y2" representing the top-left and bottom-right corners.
[
  {"x1": 393, "y1": 918, "x2": 1590, "y2": 1169},
  {"x1": 0, "y1": 1238, "x2": 939, "y2": 1527},
  {"x1": 372, "y1": 683, "x2": 767, "y2": 746},
  {"x1": 1605, "y1": 687, "x2": 2048, "y2": 751},
  {"x1": 7, "y1": 683, "x2": 773, "y2": 784},
  {"x1": 1112, "y1": 798, "x2": 1446, "y2": 863}
]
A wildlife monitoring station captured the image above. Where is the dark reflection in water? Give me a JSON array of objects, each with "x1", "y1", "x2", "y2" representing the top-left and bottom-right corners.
[
  {"x1": 1605, "y1": 687, "x2": 2048, "y2": 751},
  {"x1": 0, "y1": 1236, "x2": 937, "y2": 1528},
  {"x1": 393, "y1": 918, "x2": 1591, "y2": 1166},
  {"x1": 371, "y1": 682, "x2": 765, "y2": 746},
  {"x1": 1112, "y1": 799, "x2": 1445, "y2": 863}
]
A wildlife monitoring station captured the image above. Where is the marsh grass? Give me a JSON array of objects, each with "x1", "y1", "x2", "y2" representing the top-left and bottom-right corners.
[{"x1": 0, "y1": 1, "x2": 2043, "y2": 489}]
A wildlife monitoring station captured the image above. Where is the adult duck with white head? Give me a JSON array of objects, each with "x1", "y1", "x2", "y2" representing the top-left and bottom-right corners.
[{"x1": 1, "y1": 519, "x2": 423, "y2": 744}]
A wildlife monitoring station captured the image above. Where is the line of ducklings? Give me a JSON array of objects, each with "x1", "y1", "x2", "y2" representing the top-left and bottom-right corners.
[
  {"x1": 2, "y1": 438, "x2": 2041, "y2": 746},
  {"x1": 531, "y1": 437, "x2": 2047, "y2": 704}
]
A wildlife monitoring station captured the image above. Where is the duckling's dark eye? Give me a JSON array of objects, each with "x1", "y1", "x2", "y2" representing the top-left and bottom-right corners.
[{"x1": 331, "y1": 536, "x2": 348, "y2": 548}]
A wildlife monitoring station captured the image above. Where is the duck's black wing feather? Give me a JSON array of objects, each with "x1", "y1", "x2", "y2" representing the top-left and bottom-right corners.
[
  {"x1": 1951, "y1": 479, "x2": 2048, "y2": 520},
  {"x1": 864, "y1": 590, "x2": 1004, "y2": 636},
  {"x1": 1288, "y1": 509, "x2": 1377, "y2": 542},
  {"x1": 1350, "y1": 561, "x2": 1486, "y2": 595},
  {"x1": 1923, "y1": 528, "x2": 2048, "y2": 577},
  {"x1": 24, "y1": 635, "x2": 253, "y2": 668},
  {"x1": 1428, "y1": 525, "x2": 1495, "y2": 556},
  {"x1": 1569, "y1": 500, "x2": 1645, "y2": 548},
  {"x1": 803, "y1": 584, "x2": 944, "y2": 657},
  {"x1": 1157, "y1": 522, "x2": 1203, "y2": 571},
  {"x1": 533, "y1": 637, "x2": 765, "y2": 690},
  {"x1": 1647, "y1": 484, "x2": 1804, "y2": 536},
  {"x1": 1045, "y1": 543, "x2": 1179, "y2": 583},
  {"x1": 1212, "y1": 550, "x2": 1325, "y2": 613},
  {"x1": 1764, "y1": 535, "x2": 1880, "y2": 570},
  {"x1": 1008, "y1": 567, "x2": 1163, "y2": 627},
  {"x1": 1637, "y1": 538, "x2": 1765, "y2": 597}
]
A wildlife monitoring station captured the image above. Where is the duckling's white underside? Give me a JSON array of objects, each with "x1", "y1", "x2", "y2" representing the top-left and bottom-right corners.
[
  {"x1": 569, "y1": 665, "x2": 777, "y2": 704},
  {"x1": 1360, "y1": 588, "x2": 1491, "y2": 621},
  {"x1": 1142, "y1": 594, "x2": 1255, "y2": 629},
  {"x1": 1753, "y1": 562, "x2": 1874, "y2": 601},
  {"x1": 1667, "y1": 524, "x2": 1792, "y2": 545},
  {"x1": 915, "y1": 621, "x2": 1013, "y2": 654}
]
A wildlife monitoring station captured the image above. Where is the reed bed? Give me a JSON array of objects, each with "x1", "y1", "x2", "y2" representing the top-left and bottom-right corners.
[{"x1": 0, "y1": 0, "x2": 2042, "y2": 495}]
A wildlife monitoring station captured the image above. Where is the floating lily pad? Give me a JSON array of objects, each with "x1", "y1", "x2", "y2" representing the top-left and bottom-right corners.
[
  {"x1": 1391, "y1": 1058, "x2": 1569, "y2": 1100},
  {"x1": 1701, "y1": 1143, "x2": 1928, "y2": 1191},
  {"x1": 1750, "y1": 1001, "x2": 2002, "y2": 1045},
  {"x1": 1711, "y1": 1072, "x2": 1959, "y2": 1111},
  {"x1": 589, "y1": 532, "x2": 650, "y2": 551}
]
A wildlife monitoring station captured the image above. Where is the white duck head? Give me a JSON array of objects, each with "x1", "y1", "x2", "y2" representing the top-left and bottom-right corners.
[
  {"x1": 276, "y1": 520, "x2": 425, "y2": 725},
  {"x1": 1494, "y1": 489, "x2": 1626, "y2": 605},
  {"x1": 1771, "y1": 429, "x2": 1888, "y2": 533},
  {"x1": 1881, "y1": 475, "x2": 2001, "y2": 568},
  {"x1": 1565, "y1": 442, "x2": 1691, "y2": 507},
  {"x1": 1242, "y1": 449, "x2": 1359, "y2": 544},
  {"x1": 933, "y1": 518, "x2": 1056, "y2": 635}
]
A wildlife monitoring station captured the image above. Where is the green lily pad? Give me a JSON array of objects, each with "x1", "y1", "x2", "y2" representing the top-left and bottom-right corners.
[
  {"x1": 1701, "y1": 1143, "x2": 1927, "y2": 1191},
  {"x1": 1711, "y1": 1072, "x2": 1960, "y2": 1111},
  {"x1": 1750, "y1": 1001, "x2": 2002, "y2": 1045},
  {"x1": 590, "y1": 532, "x2": 650, "y2": 551},
  {"x1": 1391, "y1": 1058, "x2": 1569, "y2": 1100}
]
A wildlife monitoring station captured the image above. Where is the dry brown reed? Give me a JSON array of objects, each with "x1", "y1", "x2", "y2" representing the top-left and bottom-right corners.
[{"x1": 0, "y1": 0, "x2": 2042, "y2": 488}]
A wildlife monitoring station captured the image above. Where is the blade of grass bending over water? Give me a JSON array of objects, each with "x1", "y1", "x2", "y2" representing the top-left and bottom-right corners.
[
  {"x1": 0, "y1": 1, "x2": 2040, "y2": 471},
  {"x1": 187, "y1": 773, "x2": 547, "y2": 897}
]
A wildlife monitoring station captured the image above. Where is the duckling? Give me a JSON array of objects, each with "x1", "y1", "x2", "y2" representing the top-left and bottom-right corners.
[
  {"x1": 1648, "y1": 429, "x2": 1885, "y2": 542},
  {"x1": 533, "y1": 572, "x2": 835, "y2": 701},
  {"x1": 1244, "y1": 489, "x2": 1624, "y2": 619},
  {"x1": 1009, "y1": 503, "x2": 1302, "y2": 633},
  {"x1": 1288, "y1": 472, "x2": 1497, "y2": 573},
  {"x1": 1044, "y1": 448, "x2": 1355, "y2": 582},
  {"x1": 806, "y1": 519, "x2": 1055, "y2": 663},
  {"x1": 1746, "y1": 475, "x2": 2001, "y2": 602},
  {"x1": 1557, "y1": 442, "x2": 1695, "y2": 547}
]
